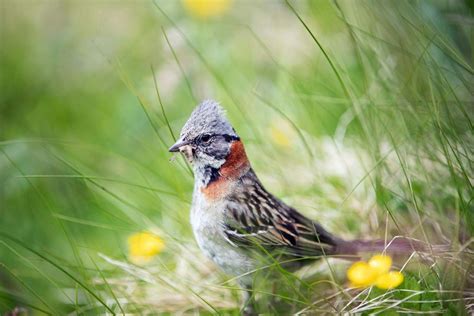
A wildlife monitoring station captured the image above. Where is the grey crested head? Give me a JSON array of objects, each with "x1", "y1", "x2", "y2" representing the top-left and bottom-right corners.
[
  {"x1": 169, "y1": 100, "x2": 241, "y2": 179},
  {"x1": 180, "y1": 99, "x2": 236, "y2": 141}
]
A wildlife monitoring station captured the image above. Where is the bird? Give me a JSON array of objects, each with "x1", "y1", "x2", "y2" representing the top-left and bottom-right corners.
[{"x1": 169, "y1": 100, "x2": 426, "y2": 314}]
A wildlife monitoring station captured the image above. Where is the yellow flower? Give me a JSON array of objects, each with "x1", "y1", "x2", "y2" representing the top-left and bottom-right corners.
[
  {"x1": 183, "y1": 0, "x2": 232, "y2": 19},
  {"x1": 270, "y1": 125, "x2": 291, "y2": 148},
  {"x1": 368, "y1": 254, "x2": 392, "y2": 275},
  {"x1": 375, "y1": 271, "x2": 404, "y2": 289},
  {"x1": 347, "y1": 254, "x2": 404, "y2": 290},
  {"x1": 347, "y1": 261, "x2": 379, "y2": 287},
  {"x1": 128, "y1": 232, "x2": 165, "y2": 264},
  {"x1": 268, "y1": 118, "x2": 295, "y2": 149}
]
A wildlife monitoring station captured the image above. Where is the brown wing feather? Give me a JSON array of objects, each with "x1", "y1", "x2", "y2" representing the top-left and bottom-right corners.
[{"x1": 224, "y1": 169, "x2": 340, "y2": 258}]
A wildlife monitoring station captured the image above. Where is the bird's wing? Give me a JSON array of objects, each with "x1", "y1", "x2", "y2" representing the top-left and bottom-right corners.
[{"x1": 223, "y1": 171, "x2": 338, "y2": 258}]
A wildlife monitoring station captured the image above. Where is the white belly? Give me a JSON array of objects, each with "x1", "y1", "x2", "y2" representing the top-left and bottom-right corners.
[{"x1": 190, "y1": 195, "x2": 254, "y2": 281}]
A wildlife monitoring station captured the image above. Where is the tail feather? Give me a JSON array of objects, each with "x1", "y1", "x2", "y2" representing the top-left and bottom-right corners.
[{"x1": 334, "y1": 237, "x2": 448, "y2": 257}]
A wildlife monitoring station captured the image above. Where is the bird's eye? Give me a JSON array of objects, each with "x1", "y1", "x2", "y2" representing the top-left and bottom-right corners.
[{"x1": 200, "y1": 134, "x2": 212, "y2": 143}]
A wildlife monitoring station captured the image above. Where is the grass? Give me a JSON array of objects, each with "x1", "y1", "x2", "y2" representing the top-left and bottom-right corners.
[{"x1": 0, "y1": 0, "x2": 473, "y2": 314}]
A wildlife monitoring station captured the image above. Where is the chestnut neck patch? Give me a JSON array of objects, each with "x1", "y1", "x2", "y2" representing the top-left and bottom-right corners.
[
  {"x1": 200, "y1": 140, "x2": 250, "y2": 200},
  {"x1": 219, "y1": 140, "x2": 250, "y2": 179}
]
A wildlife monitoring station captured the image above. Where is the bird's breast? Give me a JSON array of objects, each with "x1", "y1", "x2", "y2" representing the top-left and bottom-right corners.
[
  {"x1": 190, "y1": 193, "x2": 254, "y2": 279},
  {"x1": 200, "y1": 177, "x2": 232, "y2": 201}
]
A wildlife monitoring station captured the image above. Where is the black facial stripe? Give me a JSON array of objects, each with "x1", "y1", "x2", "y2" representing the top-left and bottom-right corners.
[
  {"x1": 223, "y1": 134, "x2": 240, "y2": 142},
  {"x1": 202, "y1": 165, "x2": 220, "y2": 186},
  {"x1": 194, "y1": 134, "x2": 239, "y2": 144}
]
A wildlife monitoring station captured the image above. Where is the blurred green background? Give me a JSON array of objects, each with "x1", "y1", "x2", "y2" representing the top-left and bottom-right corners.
[{"x1": 0, "y1": 0, "x2": 473, "y2": 314}]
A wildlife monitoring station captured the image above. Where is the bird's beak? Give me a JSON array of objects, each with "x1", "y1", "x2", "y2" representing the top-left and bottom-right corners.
[{"x1": 169, "y1": 138, "x2": 191, "y2": 152}]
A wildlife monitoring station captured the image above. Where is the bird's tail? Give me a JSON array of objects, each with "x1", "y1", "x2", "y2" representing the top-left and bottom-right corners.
[{"x1": 334, "y1": 236, "x2": 449, "y2": 258}]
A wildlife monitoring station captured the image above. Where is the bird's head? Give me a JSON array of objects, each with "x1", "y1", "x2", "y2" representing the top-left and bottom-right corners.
[{"x1": 169, "y1": 100, "x2": 249, "y2": 185}]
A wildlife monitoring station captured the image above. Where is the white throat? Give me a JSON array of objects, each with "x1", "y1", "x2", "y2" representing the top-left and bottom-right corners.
[{"x1": 192, "y1": 157, "x2": 226, "y2": 188}]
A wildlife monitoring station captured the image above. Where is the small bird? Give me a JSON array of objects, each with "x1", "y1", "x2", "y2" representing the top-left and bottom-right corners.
[{"x1": 169, "y1": 100, "x2": 424, "y2": 313}]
